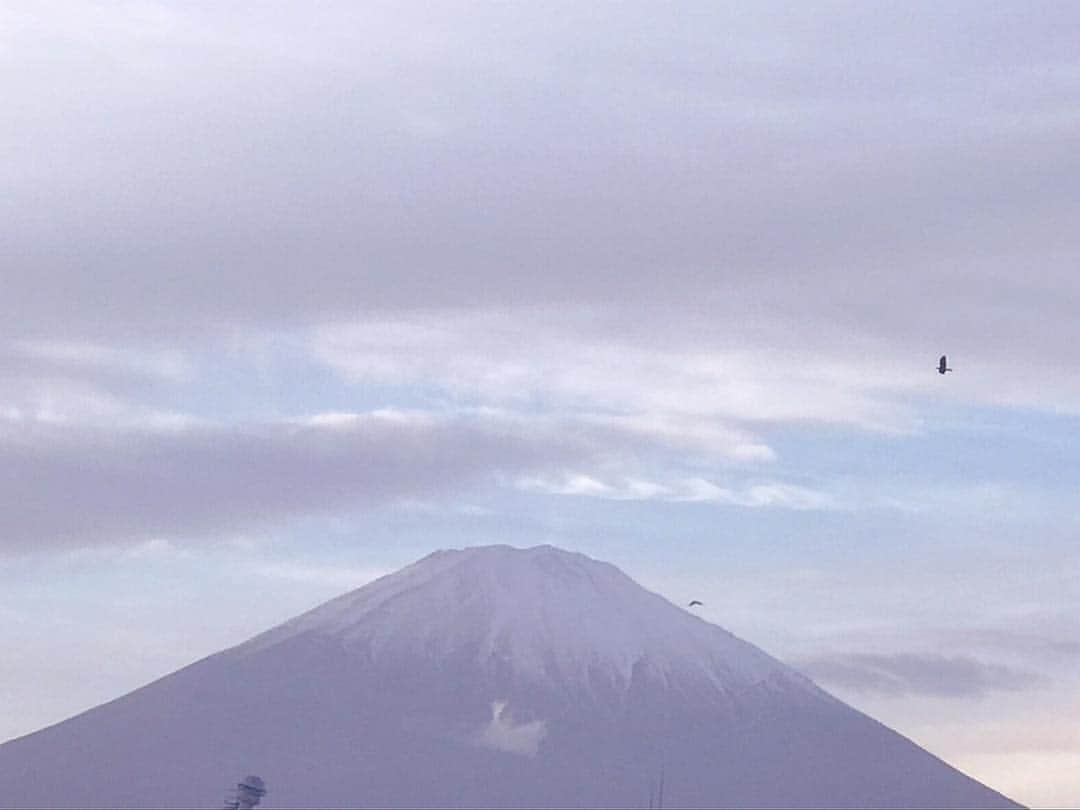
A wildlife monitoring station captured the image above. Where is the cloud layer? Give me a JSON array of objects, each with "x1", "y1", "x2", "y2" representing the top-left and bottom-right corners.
[
  {"x1": 4, "y1": 1, "x2": 1080, "y2": 413},
  {"x1": 798, "y1": 652, "x2": 1039, "y2": 699},
  {"x1": 0, "y1": 410, "x2": 590, "y2": 550}
]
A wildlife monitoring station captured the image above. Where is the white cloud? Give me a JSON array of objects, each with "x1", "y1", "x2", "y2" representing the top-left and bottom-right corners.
[
  {"x1": 518, "y1": 472, "x2": 839, "y2": 511},
  {"x1": 692, "y1": 481, "x2": 840, "y2": 510},
  {"x1": 311, "y1": 310, "x2": 925, "y2": 435},
  {"x1": 0, "y1": 377, "x2": 194, "y2": 430},
  {"x1": 580, "y1": 412, "x2": 776, "y2": 462},
  {"x1": 299, "y1": 409, "x2": 437, "y2": 429}
]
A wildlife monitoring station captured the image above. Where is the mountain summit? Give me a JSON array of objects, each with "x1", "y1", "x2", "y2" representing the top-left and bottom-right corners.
[
  {"x1": 0, "y1": 545, "x2": 1019, "y2": 808},
  {"x1": 244, "y1": 544, "x2": 790, "y2": 695}
]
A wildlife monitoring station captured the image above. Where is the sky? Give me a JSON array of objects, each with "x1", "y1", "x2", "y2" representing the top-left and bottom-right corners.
[{"x1": 2, "y1": 1, "x2": 1079, "y2": 805}]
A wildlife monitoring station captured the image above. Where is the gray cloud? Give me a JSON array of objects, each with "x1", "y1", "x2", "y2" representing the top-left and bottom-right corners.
[
  {"x1": 798, "y1": 652, "x2": 1040, "y2": 698},
  {"x1": 3, "y1": 1, "x2": 1078, "y2": 555},
  {"x1": 0, "y1": 341, "x2": 185, "y2": 387},
  {"x1": 0, "y1": 340, "x2": 193, "y2": 427},
  {"x1": 3, "y1": 1, "x2": 1080, "y2": 396},
  {"x1": 0, "y1": 410, "x2": 596, "y2": 550},
  {"x1": 953, "y1": 628, "x2": 1080, "y2": 662},
  {"x1": 0, "y1": 404, "x2": 797, "y2": 551}
]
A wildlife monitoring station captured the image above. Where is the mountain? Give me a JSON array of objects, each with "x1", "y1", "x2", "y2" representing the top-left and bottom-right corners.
[{"x1": 0, "y1": 544, "x2": 1020, "y2": 808}]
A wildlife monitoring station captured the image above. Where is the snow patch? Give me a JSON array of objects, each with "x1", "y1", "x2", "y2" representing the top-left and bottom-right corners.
[{"x1": 477, "y1": 700, "x2": 546, "y2": 757}]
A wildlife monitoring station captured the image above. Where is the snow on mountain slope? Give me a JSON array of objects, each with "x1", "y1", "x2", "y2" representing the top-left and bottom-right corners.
[
  {"x1": 241, "y1": 544, "x2": 787, "y2": 692},
  {"x1": 0, "y1": 545, "x2": 1022, "y2": 809}
]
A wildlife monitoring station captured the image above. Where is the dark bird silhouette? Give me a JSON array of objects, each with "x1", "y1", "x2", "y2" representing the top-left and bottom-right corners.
[
  {"x1": 937, "y1": 355, "x2": 952, "y2": 375},
  {"x1": 688, "y1": 600, "x2": 703, "y2": 607}
]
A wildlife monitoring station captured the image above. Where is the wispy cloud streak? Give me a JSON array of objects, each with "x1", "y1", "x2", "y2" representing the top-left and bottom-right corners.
[{"x1": 798, "y1": 652, "x2": 1040, "y2": 698}]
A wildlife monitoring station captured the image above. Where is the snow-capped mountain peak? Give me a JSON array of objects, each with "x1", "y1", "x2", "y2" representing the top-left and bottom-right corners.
[
  {"x1": 0, "y1": 544, "x2": 1021, "y2": 809},
  {"x1": 240, "y1": 544, "x2": 789, "y2": 694}
]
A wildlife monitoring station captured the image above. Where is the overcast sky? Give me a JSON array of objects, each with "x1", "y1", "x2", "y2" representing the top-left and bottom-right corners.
[{"x1": 3, "y1": 2, "x2": 1080, "y2": 806}]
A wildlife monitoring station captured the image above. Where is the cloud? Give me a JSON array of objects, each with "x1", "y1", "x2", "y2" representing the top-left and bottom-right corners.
[
  {"x1": 517, "y1": 473, "x2": 839, "y2": 510},
  {"x1": 0, "y1": 0, "x2": 1078, "y2": 437},
  {"x1": 11, "y1": 340, "x2": 191, "y2": 382},
  {"x1": 0, "y1": 409, "x2": 596, "y2": 551},
  {"x1": 311, "y1": 310, "x2": 924, "y2": 434},
  {"x1": 476, "y1": 700, "x2": 546, "y2": 757},
  {"x1": 952, "y1": 627, "x2": 1080, "y2": 662},
  {"x1": 798, "y1": 652, "x2": 1040, "y2": 698},
  {"x1": 3, "y1": 393, "x2": 847, "y2": 553},
  {"x1": 0, "y1": 339, "x2": 197, "y2": 429},
  {"x1": 1, "y1": 1, "x2": 1079, "y2": 422}
]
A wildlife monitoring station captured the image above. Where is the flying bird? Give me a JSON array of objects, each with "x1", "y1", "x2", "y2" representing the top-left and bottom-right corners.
[
  {"x1": 937, "y1": 355, "x2": 952, "y2": 375},
  {"x1": 688, "y1": 600, "x2": 703, "y2": 607}
]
